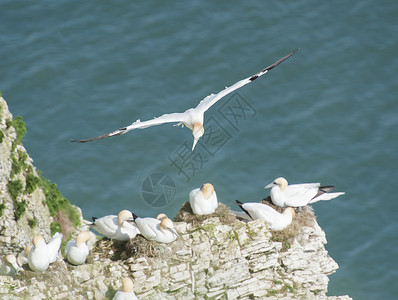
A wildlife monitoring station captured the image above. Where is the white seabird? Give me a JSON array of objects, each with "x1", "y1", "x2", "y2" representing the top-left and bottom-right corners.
[
  {"x1": 189, "y1": 183, "x2": 218, "y2": 215},
  {"x1": 65, "y1": 231, "x2": 91, "y2": 265},
  {"x1": 28, "y1": 232, "x2": 62, "y2": 272},
  {"x1": 264, "y1": 177, "x2": 345, "y2": 207},
  {"x1": 113, "y1": 277, "x2": 139, "y2": 300},
  {"x1": 133, "y1": 214, "x2": 178, "y2": 244},
  {"x1": 73, "y1": 49, "x2": 297, "y2": 150},
  {"x1": 89, "y1": 210, "x2": 140, "y2": 241},
  {"x1": 0, "y1": 254, "x2": 21, "y2": 276},
  {"x1": 235, "y1": 200, "x2": 295, "y2": 231}
]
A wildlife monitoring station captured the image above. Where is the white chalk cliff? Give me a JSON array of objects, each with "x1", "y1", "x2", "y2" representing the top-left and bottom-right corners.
[{"x1": 0, "y1": 97, "x2": 351, "y2": 299}]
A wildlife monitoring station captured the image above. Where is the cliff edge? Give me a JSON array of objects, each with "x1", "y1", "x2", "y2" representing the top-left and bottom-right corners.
[{"x1": 0, "y1": 96, "x2": 351, "y2": 299}]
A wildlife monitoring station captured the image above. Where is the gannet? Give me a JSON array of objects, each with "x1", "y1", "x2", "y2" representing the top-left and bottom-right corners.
[
  {"x1": 189, "y1": 183, "x2": 218, "y2": 215},
  {"x1": 72, "y1": 49, "x2": 297, "y2": 150},
  {"x1": 113, "y1": 277, "x2": 139, "y2": 300},
  {"x1": 89, "y1": 210, "x2": 140, "y2": 241},
  {"x1": 28, "y1": 232, "x2": 62, "y2": 272},
  {"x1": 65, "y1": 231, "x2": 91, "y2": 265},
  {"x1": 235, "y1": 200, "x2": 295, "y2": 231},
  {"x1": 264, "y1": 177, "x2": 345, "y2": 207},
  {"x1": 133, "y1": 214, "x2": 178, "y2": 244},
  {"x1": 0, "y1": 255, "x2": 21, "y2": 276}
]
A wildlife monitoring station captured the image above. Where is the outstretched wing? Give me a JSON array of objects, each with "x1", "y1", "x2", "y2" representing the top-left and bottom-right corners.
[
  {"x1": 195, "y1": 49, "x2": 298, "y2": 112},
  {"x1": 72, "y1": 112, "x2": 187, "y2": 143}
]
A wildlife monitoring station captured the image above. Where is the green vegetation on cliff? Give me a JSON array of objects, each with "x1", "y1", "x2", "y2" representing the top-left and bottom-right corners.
[{"x1": 5, "y1": 114, "x2": 80, "y2": 230}]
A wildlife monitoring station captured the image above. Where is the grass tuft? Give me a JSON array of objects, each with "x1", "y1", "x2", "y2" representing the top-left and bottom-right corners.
[
  {"x1": 25, "y1": 173, "x2": 41, "y2": 194},
  {"x1": 50, "y1": 222, "x2": 62, "y2": 236},
  {"x1": 41, "y1": 177, "x2": 80, "y2": 228},
  {"x1": 11, "y1": 116, "x2": 27, "y2": 144},
  {"x1": 28, "y1": 218, "x2": 37, "y2": 228},
  {"x1": 7, "y1": 179, "x2": 23, "y2": 201},
  {"x1": 0, "y1": 203, "x2": 6, "y2": 217},
  {"x1": 14, "y1": 200, "x2": 27, "y2": 221}
]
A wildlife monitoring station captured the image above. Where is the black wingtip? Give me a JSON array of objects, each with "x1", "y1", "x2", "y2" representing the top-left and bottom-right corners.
[
  {"x1": 235, "y1": 200, "x2": 244, "y2": 206},
  {"x1": 249, "y1": 48, "x2": 298, "y2": 82},
  {"x1": 311, "y1": 185, "x2": 335, "y2": 200},
  {"x1": 91, "y1": 217, "x2": 97, "y2": 222},
  {"x1": 319, "y1": 185, "x2": 335, "y2": 193},
  {"x1": 235, "y1": 200, "x2": 253, "y2": 219},
  {"x1": 70, "y1": 139, "x2": 87, "y2": 143},
  {"x1": 264, "y1": 48, "x2": 298, "y2": 72},
  {"x1": 132, "y1": 213, "x2": 139, "y2": 221}
]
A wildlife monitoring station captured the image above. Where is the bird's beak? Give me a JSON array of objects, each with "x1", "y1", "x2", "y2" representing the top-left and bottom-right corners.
[
  {"x1": 126, "y1": 217, "x2": 135, "y2": 223},
  {"x1": 192, "y1": 138, "x2": 199, "y2": 151},
  {"x1": 264, "y1": 182, "x2": 274, "y2": 189}
]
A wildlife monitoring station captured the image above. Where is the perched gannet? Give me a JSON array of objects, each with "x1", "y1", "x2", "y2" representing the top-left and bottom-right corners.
[
  {"x1": 0, "y1": 255, "x2": 21, "y2": 276},
  {"x1": 89, "y1": 210, "x2": 140, "y2": 241},
  {"x1": 264, "y1": 177, "x2": 345, "y2": 207},
  {"x1": 65, "y1": 231, "x2": 91, "y2": 265},
  {"x1": 113, "y1": 277, "x2": 139, "y2": 300},
  {"x1": 17, "y1": 245, "x2": 32, "y2": 267},
  {"x1": 28, "y1": 232, "x2": 62, "y2": 272},
  {"x1": 133, "y1": 214, "x2": 178, "y2": 244},
  {"x1": 72, "y1": 49, "x2": 297, "y2": 150},
  {"x1": 189, "y1": 183, "x2": 218, "y2": 215},
  {"x1": 235, "y1": 200, "x2": 295, "y2": 231}
]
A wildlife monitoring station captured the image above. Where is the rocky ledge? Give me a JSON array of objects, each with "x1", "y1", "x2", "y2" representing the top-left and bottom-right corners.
[{"x1": 0, "y1": 97, "x2": 351, "y2": 299}]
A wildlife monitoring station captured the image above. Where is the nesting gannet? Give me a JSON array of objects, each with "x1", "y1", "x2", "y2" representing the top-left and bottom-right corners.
[
  {"x1": 264, "y1": 177, "x2": 345, "y2": 207},
  {"x1": 189, "y1": 183, "x2": 218, "y2": 215},
  {"x1": 133, "y1": 214, "x2": 178, "y2": 244},
  {"x1": 28, "y1": 232, "x2": 62, "y2": 272},
  {"x1": 65, "y1": 231, "x2": 91, "y2": 265},
  {"x1": 0, "y1": 255, "x2": 21, "y2": 276},
  {"x1": 17, "y1": 245, "x2": 32, "y2": 267},
  {"x1": 235, "y1": 200, "x2": 295, "y2": 231},
  {"x1": 89, "y1": 210, "x2": 140, "y2": 241},
  {"x1": 72, "y1": 49, "x2": 297, "y2": 150},
  {"x1": 113, "y1": 277, "x2": 139, "y2": 300}
]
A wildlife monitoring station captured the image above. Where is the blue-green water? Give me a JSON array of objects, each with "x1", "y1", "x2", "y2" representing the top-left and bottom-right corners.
[{"x1": 1, "y1": 1, "x2": 397, "y2": 299}]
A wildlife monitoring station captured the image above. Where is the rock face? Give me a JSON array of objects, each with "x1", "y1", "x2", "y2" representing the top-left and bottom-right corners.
[
  {"x1": 0, "y1": 97, "x2": 351, "y2": 299},
  {"x1": 0, "y1": 98, "x2": 51, "y2": 254},
  {"x1": 0, "y1": 204, "x2": 351, "y2": 300}
]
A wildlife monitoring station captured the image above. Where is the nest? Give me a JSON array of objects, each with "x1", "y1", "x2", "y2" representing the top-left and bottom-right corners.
[
  {"x1": 124, "y1": 235, "x2": 162, "y2": 258},
  {"x1": 87, "y1": 238, "x2": 128, "y2": 262},
  {"x1": 174, "y1": 202, "x2": 240, "y2": 228}
]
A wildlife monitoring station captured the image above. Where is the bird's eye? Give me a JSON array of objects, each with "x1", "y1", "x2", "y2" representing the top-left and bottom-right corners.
[{"x1": 273, "y1": 182, "x2": 277, "y2": 184}]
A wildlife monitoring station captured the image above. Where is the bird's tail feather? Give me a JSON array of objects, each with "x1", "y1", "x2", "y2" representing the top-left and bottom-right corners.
[{"x1": 310, "y1": 192, "x2": 345, "y2": 203}]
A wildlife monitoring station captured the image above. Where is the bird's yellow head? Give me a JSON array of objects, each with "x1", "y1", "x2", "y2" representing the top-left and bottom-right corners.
[{"x1": 192, "y1": 122, "x2": 204, "y2": 151}]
